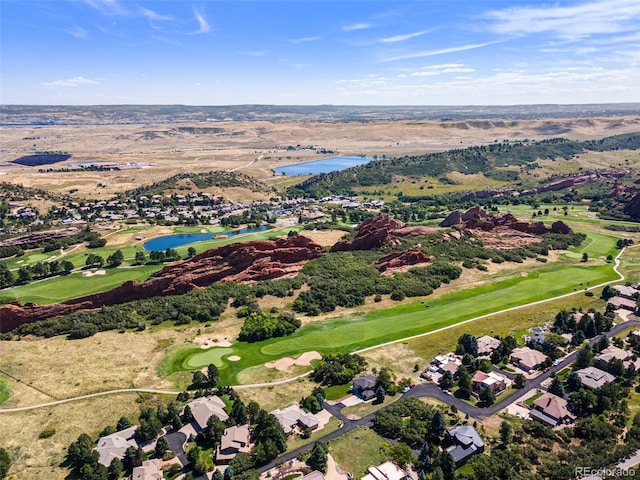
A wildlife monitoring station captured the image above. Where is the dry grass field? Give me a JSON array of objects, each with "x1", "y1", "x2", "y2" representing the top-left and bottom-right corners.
[{"x1": 1, "y1": 116, "x2": 638, "y2": 199}]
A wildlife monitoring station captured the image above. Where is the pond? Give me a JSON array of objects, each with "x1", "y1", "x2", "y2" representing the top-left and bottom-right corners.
[
  {"x1": 274, "y1": 155, "x2": 378, "y2": 175},
  {"x1": 143, "y1": 225, "x2": 269, "y2": 251}
]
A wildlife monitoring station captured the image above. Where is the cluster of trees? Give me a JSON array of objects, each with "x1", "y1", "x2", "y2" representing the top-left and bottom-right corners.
[
  {"x1": 292, "y1": 250, "x2": 462, "y2": 315},
  {"x1": 300, "y1": 387, "x2": 325, "y2": 415},
  {"x1": 0, "y1": 258, "x2": 74, "y2": 288},
  {"x1": 552, "y1": 307, "x2": 614, "y2": 345},
  {"x1": 0, "y1": 447, "x2": 9, "y2": 480},
  {"x1": 191, "y1": 364, "x2": 219, "y2": 389},
  {"x1": 291, "y1": 134, "x2": 640, "y2": 197},
  {"x1": 148, "y1": 248, "x2": 179, "y2": 263},
  {"x1": 0, "y1": 245, "x2": 24, "y2": 259},
  {"x1": 372, "y1": 398, "x2": 444, "y2": 448},
  {"x1": 238, "y1": 311, "x2": 301, "y2": 342},
  {"x1": 311, "y1": 353, "x2": 368, "y2": 386}
]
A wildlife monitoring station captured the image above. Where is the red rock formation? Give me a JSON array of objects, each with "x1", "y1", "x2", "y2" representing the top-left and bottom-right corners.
[
  {"x1": 440, "y1": 210, "x2": 462, "y2": 227},
  {"x1": 0, "y1": 235, "x2": 323, "y2": 332},
  {"x1": 374, "y1": 248, "x2": 434, "y2": 273},
  {"x1": 624, "y1": 192, "x2": 640, "y2": 218},
  {"x1": 550, "y1": 221, "x2": 573, "y2": 234},
  {"x1": 394, "y1": 225, "x2": 441, "y2": 237},
  {"x1": 331, "y1": 215, "x2": 404, "y2": 251}
]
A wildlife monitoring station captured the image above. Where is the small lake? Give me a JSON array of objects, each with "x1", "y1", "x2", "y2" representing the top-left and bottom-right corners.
[
  {"x1": 274, "y1": 155, "x2": 377, "y2": 175},
  {"x1": 143, "y1": 225, "x2": 269, "y2": 251}
]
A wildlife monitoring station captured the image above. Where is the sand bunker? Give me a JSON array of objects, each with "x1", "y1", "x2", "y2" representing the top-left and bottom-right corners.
[
  {"x1": 194, "y1": 337, "x2": 232, "y2": 349},
  {"x1": 265, "y1": 351, "x2": 322, "y2": 371},
  {"x1": 228, "y1": 355, "x2": 241, "y2": 361},
  {"x1": 83, "y1": 269, "x2": 106, "y2": 277}
]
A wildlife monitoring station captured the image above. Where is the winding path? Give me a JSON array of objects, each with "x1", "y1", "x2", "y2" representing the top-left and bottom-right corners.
[{"x1": 0, "y1": 247, "x2": 630, "y2": 414}]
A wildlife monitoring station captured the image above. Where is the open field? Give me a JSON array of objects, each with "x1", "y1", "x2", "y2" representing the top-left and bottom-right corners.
[
  {"x1": 1, "y1": 117, "x2": 639, "y2": 199},
  {"x1": 328, "y1": 426, "x2": 388, "y2": 477}
]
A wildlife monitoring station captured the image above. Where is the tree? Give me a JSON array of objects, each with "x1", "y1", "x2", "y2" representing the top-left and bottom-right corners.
[
  {"x1": 307, "y1": 442, "x2": 328, "y2": 473},
  {"x1": 108, "y1": 458, "x2": 123, "y2": 480},
  {"x1": 575, "y1": 345, "x2": 594, "y2": 369},
  {"x1": 0, "y1": 448, "x2": 10, "y2": 480},
  {"x1": 548, "y1": 377, "x2": 565, "y2": 398},
  {"x1": 106, "y1": 249, "x2": 124, "y2": 267},
  {"x1": 224, "y1": 466, "x2": 234, "y2": 480},
  {"x1": 439, "y1": 371, "x2": 454, "y2": 390},
  {"x1": 134, "y1": 251, "x2": 146, "y2": 265},
  {"x1": 231, "y1": 398, "x2": 248, "y2": 425},
  {"x1": 61, "y1": 259, "x2": 74, "y2": 273},
  {"x1": 387, "y1": 442, "x2": 415, "y2": 469},
  {"x1": 456, "y1": 366, "x2": 472, "y2": 399},
  {"x1": 513, "y1": 374, "x2": 526, "y2": 389},
  {"x1": 566, "y1": 371, "x2": 583, "y2": 391},
  {"x1": 499, "y1": 420, "x2": 512, "y2": 445},
  {"x1": 67, "y1": 433, "x2": 99, "y2": 467},
  {"x1": 188, "y1": 246, "x2": 197, "y2": 258},
  {"x1": 116, "y1": 416, "x2": 132, "y2": 431},
  {"x1": 207, "y1": 363, "x2": 219, "y2": 387},
  {"x1": 581, "y1": 252, "x2": 589, "y2": 262},
  {"x1": 137, "y1": 408, "x2": 162, "y2": 442},
  {"x1": 375, "y1": 385, "x2": 386, "y2": 404},
  {"x1": 479, "y1": 387, "x2": 496, "y2": 406},
  {"x1": 428, "y1": 410, "x2": 445, "y2": 440},
  {"x1": 192, "y1": 370, "x2": 208, "y2": 388},
  {"x1": 457, "y1": 334, "x2": 479, "y2": 357},
  {"x1": 154, "y1": 436, "x2": 169, "y2": 458}
]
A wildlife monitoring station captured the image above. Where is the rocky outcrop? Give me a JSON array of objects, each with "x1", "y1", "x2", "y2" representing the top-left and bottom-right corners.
[
  {"x1": 331, "y1": 215, "x2": 404, "y2": 252},
  {"x1": 440, "y1": 206, "x2": 573, "y2": 236},
  {"x1": 0, "y1": 235, "x2": 323, "y2": 332},
  {"x1": 0, "y1": 227, "x2": 81, "y2": 247},
  {"x1": 624, "y1": 193, "x2": 640, "y2": 218},
  {"x1": 374, "y1": 248, "x2": 434, "y2": 273}
]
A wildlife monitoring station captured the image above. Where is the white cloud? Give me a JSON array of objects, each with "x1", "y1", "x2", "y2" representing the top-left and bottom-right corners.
[
  {"x1": 410, "y1": 64, "x2": 475, "y2": 77},
  {"x1": 139, "y1": 7, "x2": 176, "y2": 25},
  {"x1": 242, "y1": 51, "x2": 269, "y2": 57},
  {"x1": 379, "y1": 29, "x2": 432, "y2": 43},
  {"x1": 42, "y1": 76, "x2": 101, "y2": 87},
  {"x1": 81, "y1": 0, "x2": 128, "y2": 16},
  {"x1": 289, "y1": 36, "x2": 321, "y2": 45},
  {"x1": 485, "y1": 0, "x2": 640, "y2": 41},
  {"x1": 342, "y1": 22, "x2": 373, "y2": 32},
  {"x1": 193, "y1": 9, "x2": 211, "y2": 34},
  {"x1": 65, "y1": 26, "x2": 88, "y2": 39},
  {"x1": 382, "y1": 41, "x2": 501, "y2": 62}
]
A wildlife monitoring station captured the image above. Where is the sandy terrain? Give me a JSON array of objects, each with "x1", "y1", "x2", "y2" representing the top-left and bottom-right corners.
[
  {"x1": 82, "y1": 269, "x2": 106, "y2": 277},
  {"x1": 193, "y1": 337, "x2": 233, "y2": 349},
  {"x1": 265, "y1": 351, "x2": 322, "y2": 371},
  {"x1": 1, "y1": 116, "x2": 638, "y2": 199},
  {"x1": 228, "y1": 355, "x2": 241, "y2": 361}
]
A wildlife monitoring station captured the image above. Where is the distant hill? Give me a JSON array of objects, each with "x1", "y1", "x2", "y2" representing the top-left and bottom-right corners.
[
  {"x1": 1, "y1": 103, "x2": 639, "y2": 125},
  {"x1": 288, "y1": 133, "x2": 640, "y2": 197}
]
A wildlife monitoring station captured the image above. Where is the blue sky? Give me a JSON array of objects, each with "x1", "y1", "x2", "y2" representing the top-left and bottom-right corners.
[{"x1": 1, "y1": 0, "x2": 639, "y2": 105}]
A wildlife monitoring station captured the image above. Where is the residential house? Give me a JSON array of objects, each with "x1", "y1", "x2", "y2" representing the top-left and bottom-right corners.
[
  {"x1": 352, "y1": 374, "x2": 377, "y2": 401},
  {"x1": 444, "y1": 425, "x2": 485, "y2": 466},
  {"x1": 576, "y1": 367, "x2": 616, "y2": 390},
  {"x1": 612, "y1": 285, "x2": 640, "y2": 299},
  {"x1": 132, "y1": 459, "x2": 163, "y2": 480},
  {"x1": 216, "y1": 424, "x2": 250, "y2": 464},
  {"x1": 477, "y1": 335, "x2": 501, "y2": 357},
  {"x1": 471, "y1": 371, "x2": 507, "y2": 393},
  {"x1": 510, "y1": 347, "x2": 547, "y2": 372},
  {"x1": 96, "y1": 426, "x2": 138, "y2": 467},
  {"x1": 186, "y1": 396, "x2": 229, "y2": 431},
  {"x1": 595, "y1": 345, "x2": 631, "y2": 370},
  {"x1": 300, "y1": 472, "x2": 326, "y2": 480},
  {"x1": 424, "y1": 354, "x2": 462, "y2": 378},
  {"x1": 530, "y1": 392, "x2": 575, "y2": 426},
  {"x1": 271, "y1": 405, "x2": 320, "y2": 435},
  {"x1": 608, "y1": 296, "x2": 637, "y2": 311},
  {"x1": 361, "y1": 461, "x2": 412, "y2": 480}
]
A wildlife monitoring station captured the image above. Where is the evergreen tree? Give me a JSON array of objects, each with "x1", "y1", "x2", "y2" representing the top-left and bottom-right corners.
[
  {"x1": 207, "y1": 363, "x2": 219, "y2": 386},
  {"x1": 428, "y1": 411, "x2": 445, "y2": 440},
  {"x1": 154, "y1": 436, "x2": 169, "y2": 458},
  {"x1": 107, "y1": 458, "x2": 123, "y2": 480},
  {"x1": 499, "y1": 420, "x2": 512, "y2": 445},
  {"x1": 307, "y1": 442, "x2": 329, "y2": 473},
  {"x1": 548, "y1": 377, "x2": 565, "y2": 397}
]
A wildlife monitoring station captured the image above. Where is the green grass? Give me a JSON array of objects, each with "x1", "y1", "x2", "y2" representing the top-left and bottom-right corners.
[
  {"x1": 166, "y1": 242, "x2": 620, "y2": 385},
  {"x1": 524, "y1": 391, "x2": 544, "y2": 407},
  {"x1": 323, "y1": 384, "x2": 351, "y2": 401},
  {"x1": 0, "y1": 375, "x2": 10, "y2": 405},
  {"x1": 286, "y1": 416, "x2": 341, "y2": 453},
  {"x1": 328, "y1": 426, "x2": 388, "y2": 476},
  {"x1": 1, "y1": 265, "x2": 162, "y2": 304}
]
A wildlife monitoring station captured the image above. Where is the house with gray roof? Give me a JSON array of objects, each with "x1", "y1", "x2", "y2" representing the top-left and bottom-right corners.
[
  {"x1": 353, "y1": 374, "x2": 377, "y2": 401},
  {"x1": 132, "y1": 459, "x2": 163, "y2": 480},
  {"x1": 216, "y1": 424, "x2": 250, "y2": 464},
  {"x1": 477, "y1": 335, "x2": 501, "y2": 356},
  {"x1": 270, "y1": 405, "x2": 320, "y2": 435},
  {"x1": 444, "y1": 425, "x2": 485, "y2": 466},
  {"x1": 530, "y1": 392, "x2": 575, "y2": 426},
  {"x1": 595, "y1": 345, "x2": 631, "y2": 370},
  {"x1": 576, "y1": 366, "x2": 616, "y2": 390},
  {"x1": 186, "y1": 395, "x2": 229, "y2": 431},
  {"x1": 510, "y1": 347, "x2": 547, "y2": 372},
  {"x1": 96, "y1": 426, "x2": 138, "y2": 467}
]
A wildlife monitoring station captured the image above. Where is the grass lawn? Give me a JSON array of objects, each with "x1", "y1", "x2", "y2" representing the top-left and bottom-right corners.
[
  {"x1": 285, "y1": 416, "x2": 342, "y2": 453},
  {"x1": 166, "y1": 248, "x2": 619, "y2": 385},
  {"x1": 328, "y1": 426, "x2": 388, "y2": 477},
  {"x1": 0, "y1": 375, "x2": 10, "y2": 405},
  {"x1": 524, "y1": 391, "x2": 544, "y2": 407},
  {"x1": 0, "y1": 265, "x2": 162, "y2": 304},
  {"x1": 323, "y1": 384, "x2": 351, "y2": 401},
  {"x1": 340, "y1": 395, "x2": 399, "y2": 418}
]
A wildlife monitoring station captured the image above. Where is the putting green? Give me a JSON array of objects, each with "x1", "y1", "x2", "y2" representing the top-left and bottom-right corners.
[{"x1": 184, "y1": 347, "x2": 234, "y2": 369}]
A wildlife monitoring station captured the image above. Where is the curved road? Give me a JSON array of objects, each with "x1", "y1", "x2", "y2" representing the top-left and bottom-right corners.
[{"x1": 0, "y1": 248, "x2": 630, "y2": 413}]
